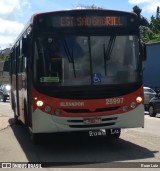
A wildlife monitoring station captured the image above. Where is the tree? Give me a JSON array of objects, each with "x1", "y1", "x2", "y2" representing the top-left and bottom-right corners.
[
  {"x1": 133, "y1": 5, "x2": 160, "y2": 43},
  {"x1": 133, "y1": 5, "x2": 142, "y2": 21},
  {"x1": 150, "y1": 16, "x2": 160, "y2": 34},
  {"x1": 140, "y1": 26, "x2": 153, "y2": 42},
  {"x1": 133, "y1": 5, "x2": 149, "y2": 26},
  {"x1": 156, "y1": 6, "x2": 160, "y2": 19},
  {"x1": 0, "y1": 53, "x2": 5, "y2": 61}
]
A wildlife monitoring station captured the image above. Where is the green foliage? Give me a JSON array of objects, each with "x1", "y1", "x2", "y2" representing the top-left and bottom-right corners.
[
  {"x1": 133, "y1": 5, "x2": 160, "y2": 43},
  {"x1": 0, "y1": 54, "x2": 5, "y2": 61},
  {"x1": 148, "y1": 34, "x2": 160, "y2": 43},
  {"x1": 150, "y1": 16, "x2": 160, "y2": 34},
  {"x1": 140, "y1": 26, "x2": 153, "y2": 42}
]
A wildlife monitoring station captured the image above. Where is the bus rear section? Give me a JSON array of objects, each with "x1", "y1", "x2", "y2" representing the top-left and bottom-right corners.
[{"x1": 10, "y1": 9, "x2": 145, "y2": 143}]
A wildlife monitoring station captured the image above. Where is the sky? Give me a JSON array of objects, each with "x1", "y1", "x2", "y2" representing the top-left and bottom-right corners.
[{"x1": 0, "y1": 0, "x2": 160, "y2": 50}]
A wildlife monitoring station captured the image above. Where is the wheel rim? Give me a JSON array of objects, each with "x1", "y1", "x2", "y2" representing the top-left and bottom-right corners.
[{"x1": 149, "y1": 106, "x2": 154, "y2": 115}]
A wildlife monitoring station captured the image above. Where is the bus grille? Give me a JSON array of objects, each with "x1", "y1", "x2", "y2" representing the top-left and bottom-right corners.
[
  {"x1": 63, "y1": 107, "x2": 120, "y2": 113},
  {"x1": 67, "y1": 117, "x2": 117, "y2": 128},
  {"x1": 67, "y1": 117, "x2": 117, "y2": 123},
  {"x1": 69, "y1": 122, "x2": 115, "y2": 128}
]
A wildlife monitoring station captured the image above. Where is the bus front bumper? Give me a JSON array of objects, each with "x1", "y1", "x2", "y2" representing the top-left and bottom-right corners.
[{"x1": 31, "y1": 104, "x2": 144, "y2": 133}]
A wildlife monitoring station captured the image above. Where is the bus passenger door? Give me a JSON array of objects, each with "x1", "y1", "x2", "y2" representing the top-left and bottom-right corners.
[
  {"x1": 17, "y1": 40, "x2": 27, "y2": 124},
  {"x1": 17, "y1": 46, "x2": 25, "y2": 123},
  {"x1": 21, "y1": 56, "x2": 28, "y2": 124}
]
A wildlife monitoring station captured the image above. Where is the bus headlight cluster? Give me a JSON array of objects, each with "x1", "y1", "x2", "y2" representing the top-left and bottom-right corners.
[
  {"x1": 36, "y1": 100, "x2": 44, "y2": 107},
  {"x1": 35, "y1": 99, "x2": 52, "y2": 113},
  {"x1": 45, "y1": 105, "x2": 52, "y2": 113},
  {"x1": 54, "y1": 109, "x2": 61, "y2": 116},
  {"x1": 122, "y1": 96, "x2": 142, "y2": 112},
  {"x1": 136, "y1": 97, "x2": 142, "y2": 103},
  {"x1": 130, "y1": 102, "x2": 136, "y2": 108},
  {"x1": 123, "y1": 106, "x2": 129, "y2": 112}
]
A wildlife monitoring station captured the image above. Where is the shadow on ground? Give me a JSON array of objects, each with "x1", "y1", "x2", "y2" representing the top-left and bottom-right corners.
[{"x1": 8, "y1": 118, "x2": 157, "y2": 168}]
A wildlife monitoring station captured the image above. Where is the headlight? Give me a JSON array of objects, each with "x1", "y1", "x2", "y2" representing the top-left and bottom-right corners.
[
  {"x1": 5, "y1": 85, "x2": 11, "y2": 91},
  {"x1": 36, "y1": 100, "x2": 44, "y2": 107},
  {"x1": 136, "y1": 97, "x2": 142, "y2": 103}
]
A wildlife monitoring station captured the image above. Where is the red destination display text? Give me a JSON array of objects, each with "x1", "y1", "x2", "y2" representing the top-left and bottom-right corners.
[{"x1": 60, "y1": 16, "x2": 123, "y2": 27}]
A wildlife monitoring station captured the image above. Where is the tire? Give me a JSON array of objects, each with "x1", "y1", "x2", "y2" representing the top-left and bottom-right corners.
[
  {"x1": 14, "y1": 109, "x2": 21, "y2": 125},
  {"x1": 2, "y1": 95, "x2": 6, "y2": 102},
  {"x1": 24, "y1": 101, "x2": 28, "y2": 126},
  {"x1": 144, "y1": 105, "x2": 148, "y2": 111},
  {"x1": 106, "y1": 128, "x2": 121, "y2": 139},
  {"x1": 13, "y1": 102, "x2": 21, "y2": 125},
  {"x1": 148, "y1": 105, "x2": 156, "y2": 117}
]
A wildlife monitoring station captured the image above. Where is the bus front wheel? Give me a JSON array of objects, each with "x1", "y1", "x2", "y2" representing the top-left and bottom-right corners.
[{"x1": 13, "y1": 108, "x2": 21, "y2": 125}]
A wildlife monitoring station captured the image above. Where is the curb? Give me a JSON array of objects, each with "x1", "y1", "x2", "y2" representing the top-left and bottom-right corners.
[{"x1": 0, "y1": 115, "x2": 13, "y2": 130}]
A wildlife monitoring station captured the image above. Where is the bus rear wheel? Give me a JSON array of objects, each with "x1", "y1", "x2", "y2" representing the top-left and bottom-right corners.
[{"x1": 106, "y1": 128, "x2": 121, "y2": 139}]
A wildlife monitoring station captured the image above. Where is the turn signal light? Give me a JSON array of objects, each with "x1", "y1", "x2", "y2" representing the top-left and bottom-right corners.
[
  {"x1": 45, "y1": 105, "x2": 51, "y2": 113},
  {"x1": 130, "y1": 102, "x2": 136, "y2": 108},
  {"x1": 54, "y1": 109, "x2": 61, "y2": 116},
  {"x1": 122, "y1": 106, "x2": 129, "y2": 112}
]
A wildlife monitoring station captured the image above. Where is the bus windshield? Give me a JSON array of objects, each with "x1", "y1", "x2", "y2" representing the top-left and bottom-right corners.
[{"x1": 34, "y1": 34, "x2": 139, "y2": 86}]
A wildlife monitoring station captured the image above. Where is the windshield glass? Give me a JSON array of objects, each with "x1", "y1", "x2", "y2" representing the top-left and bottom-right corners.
[{"x1": 34, "y1": 35, "x2": 139, "y2": 86}]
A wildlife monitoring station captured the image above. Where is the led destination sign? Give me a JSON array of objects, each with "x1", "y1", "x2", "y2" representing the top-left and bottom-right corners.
[{"x1": 51, "y1": 16, "x2": 127, "y2": 27}]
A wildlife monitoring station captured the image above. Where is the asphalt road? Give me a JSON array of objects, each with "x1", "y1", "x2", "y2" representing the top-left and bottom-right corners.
[{"x1": 0, "y1": 101, "x2": 160, "y2": 169}]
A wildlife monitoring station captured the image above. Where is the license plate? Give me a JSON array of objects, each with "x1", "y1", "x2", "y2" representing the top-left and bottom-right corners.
[{"x1": 83, "y1": 117, "x2": 101, "y2": 124}]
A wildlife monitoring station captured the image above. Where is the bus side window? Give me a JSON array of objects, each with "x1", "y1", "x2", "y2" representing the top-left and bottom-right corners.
[{"x1": 22, "y1": 37, "x2": 29, "y2": 57}]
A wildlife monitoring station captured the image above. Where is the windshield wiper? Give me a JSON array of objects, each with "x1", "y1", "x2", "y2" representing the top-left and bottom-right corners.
[
  {"x1": 63, "y1": 39, "x2": 76, "y2": 78},
  {"x1": 103, "y1": 36, "x2": 116, "y2": 76},
  {"x1": 88, "y1": 36, "x2": 94, "y2": 84}
]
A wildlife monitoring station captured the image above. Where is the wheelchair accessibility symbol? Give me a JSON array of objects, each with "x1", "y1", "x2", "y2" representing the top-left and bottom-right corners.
[{"x1": 93, "y1": 73, "x2": 101, "y2": 83}]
